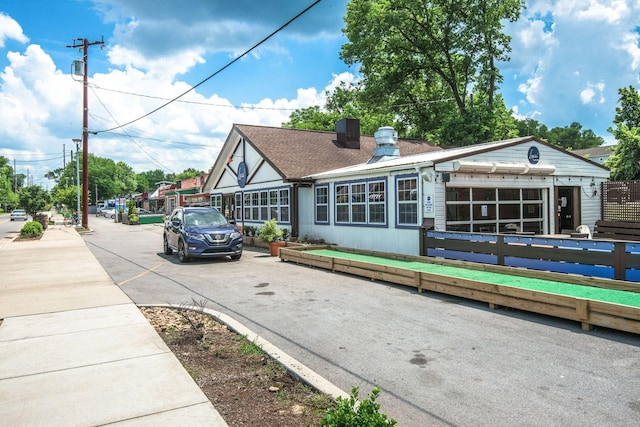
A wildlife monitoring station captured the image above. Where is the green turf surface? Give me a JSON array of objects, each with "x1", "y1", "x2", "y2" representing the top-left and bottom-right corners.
[{"x1": 309, "y1": 249, "x2": 640, "y2": 308}]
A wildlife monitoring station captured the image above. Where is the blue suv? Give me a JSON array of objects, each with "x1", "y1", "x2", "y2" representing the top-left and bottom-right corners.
[{"x1": 163, "y1": 207, "x2": 243, "y2": 262}]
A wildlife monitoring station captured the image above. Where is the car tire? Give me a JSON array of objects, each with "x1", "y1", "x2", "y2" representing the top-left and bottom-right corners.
[
  {"x1": 163, "y1": 235, "x2": 173, "y2": 255},
  {"x1": 230, "y1": 253, "x2": 242, "y2": 260},
  {"x1": 178, "y1": 240, "x2": 189, "y2": 263}
]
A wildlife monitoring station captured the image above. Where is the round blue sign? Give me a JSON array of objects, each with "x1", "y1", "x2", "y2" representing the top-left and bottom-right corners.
[
  {"x1": 527, "y1": 146, "x2": 540, "y2": 164},
  {"x1": 237, "y1": 161, "x2": 247, "y2": 188}
]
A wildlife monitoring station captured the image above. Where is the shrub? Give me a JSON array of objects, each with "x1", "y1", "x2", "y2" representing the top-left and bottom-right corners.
[
  {"x1": 320, "y1": 386, "x2": 397, "y2": 426},
  {"x1": 20, "y1": 221, "x2": 44, "y2": 238},
  {"x1": 258, "y1": 218, "x2": 283, "y2": 242}
]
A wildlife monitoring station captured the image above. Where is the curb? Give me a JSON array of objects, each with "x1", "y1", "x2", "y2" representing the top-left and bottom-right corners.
[{"x1": 139, "y1": 304, "x2": 349, "y2": 401}]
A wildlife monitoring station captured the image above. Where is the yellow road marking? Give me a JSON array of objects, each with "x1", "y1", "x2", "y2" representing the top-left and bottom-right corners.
[{"x1": 118, "y1": 260, "x2": 167, "y2": 286}]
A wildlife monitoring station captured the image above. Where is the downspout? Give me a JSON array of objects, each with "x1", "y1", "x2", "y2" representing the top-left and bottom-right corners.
[{"x1": 291, "y1": 183, "x2": 299, "y2": 239}]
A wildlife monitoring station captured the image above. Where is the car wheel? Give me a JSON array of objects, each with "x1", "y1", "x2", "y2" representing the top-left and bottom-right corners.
[
  {"x1": 163, "y1": 235, "x2": 173, "y2": 255},
  {"x1": 177, "y1": 240, "x2": 189, "y2": 263},
  {"x1": 230, "y1": 253, "x2": 242, "y2": 260}
]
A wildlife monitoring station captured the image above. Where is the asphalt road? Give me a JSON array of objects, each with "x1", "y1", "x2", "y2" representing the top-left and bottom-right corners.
[
  {"x1": 0, "y1": 214, "x2": 28, "y2": 250},
  {"x1": 82, "y1": 216, "x2": 640, "y2": 426}
]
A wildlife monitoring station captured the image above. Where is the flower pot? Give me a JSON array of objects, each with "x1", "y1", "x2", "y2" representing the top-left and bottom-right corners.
[{"x1": 268, "y1": 241, "x2": 286, "y2": 257}]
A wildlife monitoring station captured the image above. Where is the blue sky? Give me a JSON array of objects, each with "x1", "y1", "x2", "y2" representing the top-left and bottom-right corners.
[{"x1": 1, "y1": 0, "x2": 640, "y2": 188}]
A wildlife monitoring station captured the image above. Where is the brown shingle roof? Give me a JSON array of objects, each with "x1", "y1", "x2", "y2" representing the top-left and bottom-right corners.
[{"x1": 234, "y1": 124, "x2": 441, "y2": 180}]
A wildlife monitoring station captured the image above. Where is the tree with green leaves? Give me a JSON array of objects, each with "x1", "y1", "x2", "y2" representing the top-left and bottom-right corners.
[
  {"x1": 18, "y1": 185, "x2": 51, "y2": 218},
  {"x1": 606, "y1": 85, "x2": 640, "y2": 180},
  {"x1": 515, "y1": 119, "x2": 603, "y2": 150},
  {"x1": 52, "y1": 185, "x2": 79, "y2": 213},
  {"x1": 136, "y1": 169, "x2": 171, "y2": 192},
  {"x1": 340, "y1": 0, "x2": 524, "y2": 145},
  {"x1": 283, "y1": 81, "x2": 395, "y2": 135},
  {"x1": 114, "y1": 161, "x2": 140, "y2": 196},
  {"x1": 0, "y1": 156, "x2": 19, "y2": 211},
  {"x1": 175, "y1": 168, "x2": 205, "y2": 181}
]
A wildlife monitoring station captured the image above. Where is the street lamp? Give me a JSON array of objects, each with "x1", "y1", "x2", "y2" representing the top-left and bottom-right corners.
[{"x1": 72, "y1": 138, "x2": 81, "y2": 226}]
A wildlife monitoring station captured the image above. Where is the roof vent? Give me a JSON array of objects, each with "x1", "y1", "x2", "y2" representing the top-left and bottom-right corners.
[
  {"x1": 375, "y1": 126, "x2": 398, "y2": 145},
  {"x1": 369, "y1": 126, "x2": 400, "y2": 163}
]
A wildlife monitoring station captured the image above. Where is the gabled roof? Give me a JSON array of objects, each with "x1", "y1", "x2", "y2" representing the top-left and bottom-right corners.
[{"x1": 233, "y1": 124, "x2": 441, "y2": 180}]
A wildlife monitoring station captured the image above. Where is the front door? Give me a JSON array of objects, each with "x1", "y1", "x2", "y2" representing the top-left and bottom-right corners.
[
  {"x1": 222, "y1": 194, "x2": 235, "y2": 220},
  {"x1": 557, "y1": 187, "x2": 579, "y2": 233}
]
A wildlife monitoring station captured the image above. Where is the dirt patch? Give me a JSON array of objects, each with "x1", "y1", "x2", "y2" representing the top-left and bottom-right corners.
[{"x1": 140, "y1": 306, "x2": 334, "y2": 426}]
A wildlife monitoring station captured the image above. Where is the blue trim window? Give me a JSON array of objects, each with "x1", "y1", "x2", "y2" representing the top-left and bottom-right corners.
[
  {"x1": 396, "y1": 176, "x2": 418, "y2": 226},
  {"x1": 334, "y1": 178, "x2": 387, "y2": 226},
  {"x1": 210, "y1": 194, "x2": 222, "y2": 211},
  {"x1": 368, "y1": 181, "x2": 386, "y2": 224},
  {"x1": 260, "y1": 191, "x2": 268, "y2": 219},
  {"x1": 239, "y1": 187, "x2": 291, "y2": 223},
  {"x1": 315, "y1": 185, "x2": 329, "y2": 224},
  {"x1": 279, "y1": 189, "x2": 290, "y2": 222},
  {"x1": 234, "y1": 193, "x2": 242, "y2": 220}
]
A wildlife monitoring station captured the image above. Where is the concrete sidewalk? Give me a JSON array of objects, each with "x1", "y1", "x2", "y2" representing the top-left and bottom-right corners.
[{"x1": 0, "y1": 223, "x2": 227, "y2": 426}]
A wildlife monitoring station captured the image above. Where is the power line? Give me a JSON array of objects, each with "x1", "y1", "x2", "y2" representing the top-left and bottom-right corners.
[
  {"x1": 89, "y1": 83, "x2": 300, "y2": 111},
  {"x1": 12, "y1": 155, "x2": 64, "y2": 163},
  {"x1": 90, "y1": 86, "x2": 176, "y2": 173},
  {"x1": 95, "y1": 0, "x2": 322, "y2": 133}
]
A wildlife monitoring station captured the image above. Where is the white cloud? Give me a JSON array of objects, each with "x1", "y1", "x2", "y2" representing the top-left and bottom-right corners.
[
  {"x1": 517, "y1": 70, "x2": 544, "y2": 105},
  {"x1": 502, "y1": 0, "x2": 640, "y2": 134},
  {"x1": 580, "y1": 82, "x2": 606, "y2": 104},
  {"x1": 0, "y1": 13, "x2": 28, "y2": 47},
  {"x1": 1, "y1": 38, "x2": 356, "y2": 185},
  {"x1": 618, "y1": 31, "x2": 640, "y2": 70}
]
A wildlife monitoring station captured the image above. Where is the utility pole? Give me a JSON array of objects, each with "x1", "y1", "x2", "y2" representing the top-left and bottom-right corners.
[{"x1": 67, "y1": 37, "x2": 104, "y2": 228}]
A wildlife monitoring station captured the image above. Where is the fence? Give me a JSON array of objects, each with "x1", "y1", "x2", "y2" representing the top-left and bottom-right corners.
[
  {"x1": 423, "y1": 230, "x2": 640, "y2": 283},
  {"x1": 601, "y1": 180, "x2": 640, "y2": 221}
]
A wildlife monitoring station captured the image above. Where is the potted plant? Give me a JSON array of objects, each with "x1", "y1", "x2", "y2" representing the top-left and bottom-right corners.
[
  {"x1": 125, "y1": 200, "x2": 139, "y2": 225},
  {"x1": 258, "y1": 218, "x2": 284, "y2": 256}
]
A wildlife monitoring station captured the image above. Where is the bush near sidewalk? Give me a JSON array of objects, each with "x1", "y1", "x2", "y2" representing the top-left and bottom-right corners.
[{"x1": 20, "y1": 221, "x2": 43, "y2": 239}]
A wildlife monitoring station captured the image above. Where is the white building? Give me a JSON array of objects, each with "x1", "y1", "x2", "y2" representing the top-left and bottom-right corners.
[{"x1": 203, "y1": 120, "x2": 610, "y2": 256}]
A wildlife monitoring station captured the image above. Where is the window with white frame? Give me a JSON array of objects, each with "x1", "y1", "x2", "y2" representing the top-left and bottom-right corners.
[
  {"x1": 234, "y1": 193, "x2": 242, "y2": 220},
  {"x1": 238, "y1": 188, "x2": 291, "y2": 223},
  {"x1": 396, "y1": 176, "x2": 418, "y2": 226},
  {"x1": 315, "y1": 186, "x2": 329, "y2": 223},
  {"x1": 210, "y1": 194, "x2": 222, "y2": 211},
  {"x1": 445, "y1": 187, "x2": 544, "y2": 233},
  {"x1": 279, "y1": 189, "x2": 290, "y2": 222},
  {"x1": 336, "y1": 184, "x2": 350, "y2": 223},
  {"x1": 368, "y1": 181, "x2": 385, "y2": 224},
  {"x1": 334, "y1": 179, "x2": 387, "y2": 226}
]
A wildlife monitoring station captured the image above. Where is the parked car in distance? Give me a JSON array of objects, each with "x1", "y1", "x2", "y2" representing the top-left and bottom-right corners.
[
  {"x1": 10, "y1": 209, "x2": 28, "y2": 221},
  {"x1": 163, "y1": 206, "x2": 242, "y2": 263},
  {"x1": 102, "y1": 208, "x2": 116, "y2": 219},
  {"x1": 138, "y1": 208, "x2": 151, "y2": 214}
]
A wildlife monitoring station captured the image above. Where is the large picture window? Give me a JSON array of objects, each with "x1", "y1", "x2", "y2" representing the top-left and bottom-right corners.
[
  {"x1": 445, "y1": 187, "x2": 544, "y2": 233},
  {"x1": 239, "y1": 187, "x2": 291, "y2": 223},
  {"x1": 334, "y1": 179, "x2": 387, "y2": 226}
]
